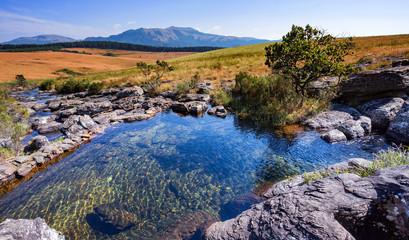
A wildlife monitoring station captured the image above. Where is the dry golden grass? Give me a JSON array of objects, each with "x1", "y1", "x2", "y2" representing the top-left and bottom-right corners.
[
  {"x1": 0, "y1": 50, "x2": 194, "y2": 82},
  {"x1": 1, "y1": 34, "x2": 409, "y2": 87}
]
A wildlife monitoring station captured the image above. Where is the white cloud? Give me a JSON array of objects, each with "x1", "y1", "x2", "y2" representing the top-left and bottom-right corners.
[
  {"x1": 0, "y1": 9, "x2": 112, "y2": 41},
  {"x1": 127, "y1": 21, "x2": 136, "y2": 25}
]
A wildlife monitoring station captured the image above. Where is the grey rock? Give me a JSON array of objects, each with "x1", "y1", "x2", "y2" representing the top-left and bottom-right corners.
[
  {"x1": 62, "y1": 115, "x2": 99, "y2": 138},
  {"x1": 0, "y1": 218, "x2": 65, "y2": 240},
  {"x1": 358, "y1": 97, "x2": 404, "y2": 130},
  {"x1": 111, "y1": 109, "x2": 150, "y2": 122},
  {"x1": 0, "y1": 165, "x2": 16, "y2": 185},
  {"x1": 12, "y1": 156, "x2": 31, "y2": 166},
  {"x1": 206, "y1": 165, "x2": 409, "y2": 240},
  {"x1": 386, "y1": 100, "x2": 409, "y2": 144},
  {"x1": 338, "y1": 120, "x2": 366, "y2": 139},
  {"x1": 181, "y1": 94, "x2": 211, "y2": 103},
  {"x1": 17, "y1": 162, "x2": 35, "y2": 177},
  {"x1": 186, "y1": 101, "x2": 208, "y2": 115},
  {"x1": 74, "y1": 91, "x2": 87, "y2": 98},
  {"x1": 304, "y1": 104, "x2": 362, "y2": 130},
  {"x1": 208, "y1": 106, "x2": 228, "y2": 118},
  {"x1": 141, "y1": 97, "x2": 174, "y2": 110},
  {"x1": 116, "y1": 86, "x2": 144, "y2": 99},
  {"x1": 0, "y1": 138, "x2": 12, "y2": 148},
  {"x1": 56, "y1": 108, "x2": 77, "y2": 122},
  {"x1": 340, "y1": 60, "x2": 409, "y2": 104},
  {"x1": 76, "y1": 101, "x2": 112, "y2": 116},
  {"x1": 37, "y1": 121, "x2": 63, "y2": 134},
  {"x1": 94, "y1": 203, "x2": 138, "y2": 231},
  {"x1": 358, "y1": 116, "x2": 372, "y2": 134},
  {"x1": 196, "y1": 81, "x2": 214, "y2": 93},
  {"x1": 112, "y1": 96, "x2": 144, "y2": 111},
  {"x1": 29, "y1": 136, "x2": 49, "y2": 151},
  {"x1": 100, "y1": 88, "x2": 120, "y2": 96},
  {"x1": 321, "y1": 129, "x2": 347, "y2": 143},
  {"x1": 159, "y1": 90, "x2": 178, "y2": 100},
  {"x1": 56, "y1": 143, "x2": 72, "y2": 151},
  {"x1": 61, "y1": 139, "x2": 74, "y2": 146},
  {"x1": 39, "y1": 145, "x2": 60, "y2": 155},
  {"x1": 33, "y1": 155, "x2": 45, "y2": 164},
  {"x1": 170, "y1": 102, "x2": 188, "y2": 113},
  {"x1": 32, "y1": 102, "x2": 48, "y2": 111}
]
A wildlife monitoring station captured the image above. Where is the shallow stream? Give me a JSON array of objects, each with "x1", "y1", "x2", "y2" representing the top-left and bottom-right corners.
[{"x1": 0, "y1": 108, "x2": 388, "y2": 239}]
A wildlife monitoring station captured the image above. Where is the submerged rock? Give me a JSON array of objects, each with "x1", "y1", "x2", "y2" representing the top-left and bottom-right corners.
[
  {"x1": 93, "y1": 203, "x2": 138, "y2": 231},
  {"x1": 205, "y1": 165, "x2": 409, "y2": 240},
  {"x1": 0, "y1": 218, "x2": 65, "y2": 240},
  {"x1": 155, "y1": 210, "x2": 217, "y2": 240}
]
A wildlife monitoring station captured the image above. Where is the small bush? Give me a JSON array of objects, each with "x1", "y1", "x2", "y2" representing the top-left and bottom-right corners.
[
  {"x1": 230, "y1": 72, "x2": 330, "y2": 125},
  {"x1": 361, "y1": 147, "x2": 409, "y2": 177},
  {"x1": 213, "y1": 90, "x2": 232, "y2": 106},
  {"x1": 55, "y1": 77, "x2": 90, "y2": 94},
  {"x1": 88, "y1": 82, "x2": 104, "y2": 95},
  {"x1": 15, "y1": 74, "x2": 27, "y2": 87},
  {"x1": 55, "y1": 68, "x2": 80, "y2": 75},
  {"x1": 38, "y1": 79, "x2": 55, "y2": 91}
]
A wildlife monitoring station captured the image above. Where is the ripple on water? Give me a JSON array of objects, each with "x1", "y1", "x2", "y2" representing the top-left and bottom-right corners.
[{"x1": 0, "y1": 110, "x2": 389, "y2": 239}]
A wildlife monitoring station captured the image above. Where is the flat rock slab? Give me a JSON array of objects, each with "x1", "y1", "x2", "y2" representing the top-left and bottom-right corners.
[
  {"x1": 205, "y1": 165, "x2": 409, "y2": 240},
  {"x1": 386, "y1": 100, "x2": 409, "y2": 144}
]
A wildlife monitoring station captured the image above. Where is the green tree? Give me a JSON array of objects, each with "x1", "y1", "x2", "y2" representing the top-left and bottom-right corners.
[
  {"x1": 265, "y1": 24, "x2": 356, "y2": 103},
  {"x1": 136, "y1": 60, "x2": 174, "y2": 92}
]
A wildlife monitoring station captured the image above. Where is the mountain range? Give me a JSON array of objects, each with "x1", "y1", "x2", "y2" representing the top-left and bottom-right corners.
[
  {"x1": 2, "y1": 27, "x2": 272, "y2": 48},
  {"x1": 3, "y1": 35, "x2": 76, "y2": 45}
]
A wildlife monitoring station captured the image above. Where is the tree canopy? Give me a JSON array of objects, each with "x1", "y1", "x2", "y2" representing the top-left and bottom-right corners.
[{"x1": 265, "y1": 24, "x2": 356, "y2": 102}]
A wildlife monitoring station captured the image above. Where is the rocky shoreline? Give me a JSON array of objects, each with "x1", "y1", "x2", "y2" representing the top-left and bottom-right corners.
[{"x1": 0, "y1": 86, "x2": 227, "y2": 189}]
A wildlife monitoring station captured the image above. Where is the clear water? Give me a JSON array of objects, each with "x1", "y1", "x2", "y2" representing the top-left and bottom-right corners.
[{"x1": 0, "y1": 109, "x2": 387, "y2": 239}]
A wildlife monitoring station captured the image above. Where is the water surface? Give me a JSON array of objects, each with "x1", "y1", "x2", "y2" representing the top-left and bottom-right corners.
[{"x1": 0, "y1": 109, "x2": 387, "y2": 239}]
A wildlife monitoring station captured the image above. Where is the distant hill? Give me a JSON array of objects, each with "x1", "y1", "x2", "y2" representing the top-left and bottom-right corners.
[
  {"x1": 3, "y1": 35, "x2": 76, "y2": 45},
  {"x1": 85, "y1": 26, "x2": 272, "y2": 47}
]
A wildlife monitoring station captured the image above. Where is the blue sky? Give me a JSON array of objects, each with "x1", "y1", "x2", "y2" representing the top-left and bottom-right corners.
[{"x1": 0, "y1": 0, "x2": 408, "y2": 42}]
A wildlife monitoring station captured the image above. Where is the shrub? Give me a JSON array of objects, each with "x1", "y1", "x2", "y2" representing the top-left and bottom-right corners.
[
  {"x1": 15, "y1": 74, "x2": 27, "y2": 87},
  {"x1": 55, "y1": 77, "x2": 90, "y2": 94},
  {"x1": 137, "y1": 60, "x2": 174, "y2": 94},
  {"x1": 174, "y1": 72, "x2": 200, "y2": 95},
  {"x1": 88, "y1": 82, "x2": 104, "y2": 95},
  {"x1": 103, "y1": 52, "x2": 118, "y2": 57},
  {"x1": 230, "y1": 72, "x2": 329, "y2": 124},
  {"x1": 0, "y1": 88, "x2": 29, "y2": 156},
  {"x1": 213, "y1": 90, "x2": 232, "y2": 106},
  {"x1": 38, "y1": 79, "x2": 55, "y2": 91}
]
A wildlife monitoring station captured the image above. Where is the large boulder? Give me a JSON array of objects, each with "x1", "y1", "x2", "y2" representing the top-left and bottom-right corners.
[
  {"x1": 116, "y1": 86, "x2": 144, "y2": 99},
  {"x1": 386, "y1": 100, "x2": 409, "y2": 144},
  {"x1": 61, "y1": 115, "x2": 98, "y2": 138},
  {"x1": 304, "y1": 104, "x2": 362, "y2": 130},
  {"x1": 305, "y1": 104, "x2": 371, "y2": 140},
  {"x1": 94, "y1": 203, "x2": 138, "y2": 231},
  {"x1": 171, "y1": 102, "x2": 208, "y2": 115},
  {"x1": 205, "y1": 165, "x2": 409, "y2": 240},
  {"x1": 357, "y1": 97, "x2": 404, "y2": 130},
  {"x1": 28, "y1": 136, "x2": 49, "y2": 151},
  {"x1": 340, "y1": 59, "x2": 409, "y2": 104},
  {"x1": 76, "y1": 101, "x2": 112, "y2": 117},
  {"x1": 0, "y1": 218, "x2": 65, "y2": 240},
  {"x1": 0, "y1": 138, "x2": 12, "y2": 149},
  {"x1": 37, "y1": 121, "x2": 63, "y2": 134}
]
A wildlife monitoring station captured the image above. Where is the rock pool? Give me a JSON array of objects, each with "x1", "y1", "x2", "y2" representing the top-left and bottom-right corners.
[{"x1": 0, "y1": 109, "x2": 388, "y2": 239}]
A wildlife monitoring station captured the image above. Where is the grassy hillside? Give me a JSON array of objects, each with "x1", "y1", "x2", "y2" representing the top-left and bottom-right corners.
[
  {"x1": 2, "y1": 34, "x2": 409, "y2": 89},
  {"x1": 76, "y1": 34, "x2": 409, "y2": 91}
]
